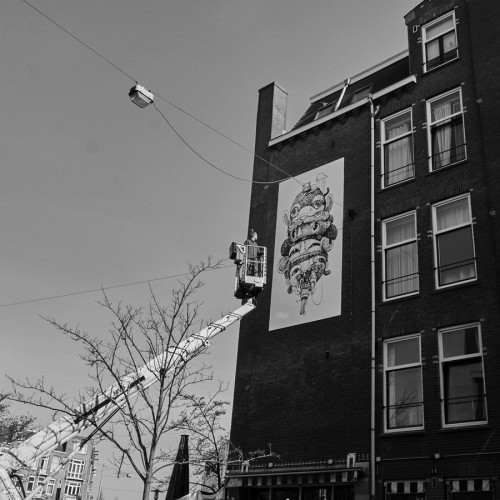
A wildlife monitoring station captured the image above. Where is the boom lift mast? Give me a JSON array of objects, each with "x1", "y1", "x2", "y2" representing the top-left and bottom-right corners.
[{"x1": 0, "y1": 243, "x2": 266, "y2": 500}]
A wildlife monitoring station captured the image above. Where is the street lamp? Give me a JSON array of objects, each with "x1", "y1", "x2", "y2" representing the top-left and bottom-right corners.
[{"x1": 129, "y1": 84, "x2": 154, "y2": 108}]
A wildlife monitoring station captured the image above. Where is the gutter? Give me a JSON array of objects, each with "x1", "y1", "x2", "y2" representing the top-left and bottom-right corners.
[{"x1": 367, "y1": 95, "x2": 379, "y2": 500}]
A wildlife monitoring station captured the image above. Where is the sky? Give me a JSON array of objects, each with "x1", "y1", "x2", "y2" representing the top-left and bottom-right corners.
[{"x1": 1, "y1": 0, "x2": 418, "y2": 498}]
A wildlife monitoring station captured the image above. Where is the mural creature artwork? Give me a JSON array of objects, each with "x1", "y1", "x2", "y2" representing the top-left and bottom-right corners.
[{"x1": 278, "y1": 173, "x2": 338, "y2": 316}]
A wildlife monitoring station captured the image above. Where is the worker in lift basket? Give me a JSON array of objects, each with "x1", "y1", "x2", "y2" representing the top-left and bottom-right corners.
[{"x1": 244, "y1": 229, "x2": 262, "y2": 277}]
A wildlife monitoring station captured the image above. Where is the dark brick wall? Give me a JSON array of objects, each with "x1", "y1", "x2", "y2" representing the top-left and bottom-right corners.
[
  {"x1": 231, "y1": 93, "x2": 374, "y2": 463},
  {"x1": 231, "y1": 0, "x2": 500, "y2": 495}
]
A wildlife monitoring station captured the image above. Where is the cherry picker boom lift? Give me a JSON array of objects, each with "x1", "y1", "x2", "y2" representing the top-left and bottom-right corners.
[{"x1": 0, "y1": 242, "x2": 266, "y2": 500}]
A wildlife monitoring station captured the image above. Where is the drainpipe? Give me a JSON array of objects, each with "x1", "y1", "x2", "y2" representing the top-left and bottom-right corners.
[{"x1": 367, "y1": 95, "x2": 379, "y2": 500}]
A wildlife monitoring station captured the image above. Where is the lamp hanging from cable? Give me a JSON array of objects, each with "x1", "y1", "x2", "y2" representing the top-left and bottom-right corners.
[{"x1": 129, "y1": 84, "x2": 154, "y2": 108}]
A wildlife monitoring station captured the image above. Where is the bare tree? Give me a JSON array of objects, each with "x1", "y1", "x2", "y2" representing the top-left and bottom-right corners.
[
  {"x1": 157, "y1": 387, "x2": 279, "y2": 495},
  {"x1": 8, "y1": 259, "x2": 231, "y2": 500}
]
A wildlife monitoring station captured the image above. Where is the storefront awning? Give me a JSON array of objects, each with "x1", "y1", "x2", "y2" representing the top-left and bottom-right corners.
[
  {"x1": 385, "y1": 481, "x2": 425, "y2": 494},
  {"x1": 449, "y1": 480, "x2": 492, "y2": 493},
  {"x1": 227, "y1": 470, "x2": 360, "y2": 488}
]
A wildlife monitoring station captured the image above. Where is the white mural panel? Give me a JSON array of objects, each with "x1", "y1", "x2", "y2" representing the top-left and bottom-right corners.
[{"x1": 269, "y1": 159, "x2": 344, "y2": 331}]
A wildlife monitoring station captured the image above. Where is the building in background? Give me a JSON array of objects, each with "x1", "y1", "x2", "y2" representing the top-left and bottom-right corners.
[
  {"x1": 20, "y1": 437, "x2": 96, "y2": 500},
  {"x1": 226, "y1": 1, "x2": 500, "y2": 500}
]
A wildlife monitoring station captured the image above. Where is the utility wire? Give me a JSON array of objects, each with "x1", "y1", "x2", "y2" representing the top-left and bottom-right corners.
[
  {"x1": 0, "y1": 265, "x2": 233, "y2": 308},
  {"x1": 153, "y1": 103, "x2": 293, "y2": 185},
  {"x1": 18, "y1": 0, "x2": 301, "y2": 186},
  {"x1": 19, "y1": 0, "x2": 135, "y2": 82}
]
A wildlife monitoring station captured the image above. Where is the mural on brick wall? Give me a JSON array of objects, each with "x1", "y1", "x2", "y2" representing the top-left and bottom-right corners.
[{"x1": 270, "y1": 159, "x2": 344, "y2": 331}]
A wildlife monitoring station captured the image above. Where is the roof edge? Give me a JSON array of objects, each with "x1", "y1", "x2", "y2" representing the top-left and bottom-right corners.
[{"x1": 310, "y1": 50, "x2": 409, "y2": 104}]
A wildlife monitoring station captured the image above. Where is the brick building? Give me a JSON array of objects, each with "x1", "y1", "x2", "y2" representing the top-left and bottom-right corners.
[
  {"x1": 20, "y1": 437, "x2": 96, "y2": 500},
  {"x1": 226, "y1": 1, "x2": 500, "y2": 500}
]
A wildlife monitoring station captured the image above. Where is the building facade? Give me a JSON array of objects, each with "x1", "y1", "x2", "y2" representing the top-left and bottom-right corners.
[
  {"x1": 20, "y1": 437, "x2": 96, "y2": 500},
  {"x1": 226, "y1": 1, "x2": 500, "y2": 500}
]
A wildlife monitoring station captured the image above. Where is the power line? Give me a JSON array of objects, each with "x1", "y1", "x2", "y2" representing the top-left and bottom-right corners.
[
  {"x1": 153, "y1": 103, "x2": 293, "y2": 185},
  {"x1": 18, "y1": 0, "x2": 135, "y2": 82},
  {"x1": 18, "y1": 0, "x2": 302, "y2": 187},
  {"x1": 0, "y1": 265, "x2": 233, "y2": 308}
]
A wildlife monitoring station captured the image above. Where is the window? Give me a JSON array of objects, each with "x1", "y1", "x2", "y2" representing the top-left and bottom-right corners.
[
  {"x1": 26, "y1": 476, "x2": 36, "y2": 493},
  {"x1": 67, "y1": 459, "x2": 85, "y2": 480},
  {"x1": 315, "y1": 102, "x2": 336, "y2": 120},
  {"x1": 439, "y1": 324, "x2": 487, "y2": 426},
  {"x1": 72, "y1": 441, "x2": 88, "y2": 454},
  {"x1": 423, "y1": 11, "x2": 458, "y2": 71},
  {"x1": 384, "y1": 335, "x2": 424, "y2": 430},
  {"x1": 427, "y1": 89, "x2": 466, "y2": 170},
  {"x1": 351, "y1": 85, "x2": 372, "y2": 103},
  {"x1": 50, "y1": 456, "x2": 61, "y2": 473},
  {"x1": 39, "y1": 455, "x2": 49, "y2": 472},
  {"x1": 382, "y1": 212, "x2": 419, "y2": 300},
  {"x1": 382, "y1": 109, "x2": 414, "y2": 187},
  {"x1": 46, "y1": 479, "x2": 56, "y2": 496},
  {"x1": 432, "y1": 195, "x2": 476, "y2": 288},
  {"x1": 64, "y1": 480, "x2": 81, "y2": 497},
  {"x1": 35, "y1": 477, "x2": 45, "y2": 498}
]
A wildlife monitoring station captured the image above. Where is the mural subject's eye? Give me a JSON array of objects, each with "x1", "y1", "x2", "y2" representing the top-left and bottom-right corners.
[
  {"x1": 312, "y1": 196, "x2": 324, "y2": 210},
  {"x1": 312, "y1": 221, "x2": 319, "y2": 232},
  {"x1": 291, "y1": 229, "x2": 297, "y2": 240},
  {"x1": 290, "y1": 205, "x2": 300, "y2": 219}
]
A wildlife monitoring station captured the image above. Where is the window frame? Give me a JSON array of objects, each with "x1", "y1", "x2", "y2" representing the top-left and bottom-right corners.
[
  {"x1": 383, "y1": 334, "x2": 424, "y2": 432},
  {"x1": 382, "y1": 211, "x2": 419, "y2": 301},
  {"x1": 432, "y1": 194, "x2": 477, "y2": 289},
  {"x1": 72, "y1": 441, "x2": 88, "y2": 455},
  {"x1": 26, "y1": 476, "x2": 36, "y2": 493},
  {"x1": 67, "y1": 459, "x2": 85, "y2": 480},
  {"x1": 438, "y1": 323, "x2": 487, "y2": 428},
  {"x1": 315, "y1": 102, "x2": 336, "y2": 120},
  {"x1": 422, "y1": 11, "x2": 458, "y2": 72},
  {"x1": 38, "y1": 455, "x2": 49, "y2": 473},
  {"x1": 426, "y1": 88, "x2": 466, "y2": 171},
  {"x1": 381, "y1": 108, "x2": 415, "y2": 188},
  {"x1": 351, "y1": 85, "x2": 372, "y2": 104},
  {"x1": 64, "y1": 480, "x2": 82, "y2": 497},
  {"x1": 46, "y1": 479, "x2": 56, "y2": 496}
]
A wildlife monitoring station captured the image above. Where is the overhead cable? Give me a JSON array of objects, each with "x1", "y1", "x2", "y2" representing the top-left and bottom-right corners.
[{"x1": 18, "y1": 0, "x2": 301, "y2": 186}]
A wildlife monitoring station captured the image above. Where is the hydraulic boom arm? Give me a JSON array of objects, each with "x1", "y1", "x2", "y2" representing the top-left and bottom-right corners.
[{"x1": 0, "y1": 289, "x2": 259, "y2": 500}]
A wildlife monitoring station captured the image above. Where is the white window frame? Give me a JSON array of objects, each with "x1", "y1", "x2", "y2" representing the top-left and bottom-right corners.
[
  {"x1": 426, "y1": 88, "x2": 466, "y2": 171},
  {"x1": 26, "y1": 476, "x2": 36, "y2": 493},
  {"x1": 72, "y1": 441, "x2": 88, "y2": 454},
  {"x1": 38, "y1": 455, "x2": 49, "y2": 473},
  {"x1": 383, "y1": 334, "x2": 424, "y2": 432},
  {"x1": 50, "y1": 456, "x2": 61, "y2": 473},
  {"x1": 432, "y1": 194, "x2": 477, "y2": 289},
  {"x1": 67, "y1": 459, "x2": 85, "y2": 480},
  {"x1": 438, "y1": 323, "x2": 487, "y2": 427},
  {"x1": 382, "y1": 211, "x2": 419, "y2": 301},
  {"x1": 35, "y1": 477, "x2": 45, "y2": 498},
  {"x1": 46, "y1": 479, "x2": 56, "y2": 496},
  {"x1": 64, "y1": 480, "x2": 81, "y2": 497},
  {"x1": 422, "y1": 11, "x2": 458, "y2": 72},
  {"x1": 381, "y1": 109, "x2": 415, "y2": 188}
]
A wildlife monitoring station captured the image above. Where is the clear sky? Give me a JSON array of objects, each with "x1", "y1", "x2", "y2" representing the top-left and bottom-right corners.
[{"x1": 1, "y1": 0, "x2": 418, "y2": 498}]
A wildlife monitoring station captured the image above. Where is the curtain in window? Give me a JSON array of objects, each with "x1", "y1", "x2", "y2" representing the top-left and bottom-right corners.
[
  {"x1": 386, "y1": 216, "x2": 418, "y2": 297},
  {"x1": 436, "y1": 198, "x2": 476, "y2": 284},
  {"x1": 432, "y1": 102, "x2": 452, "y2": 168},
  {"x1": 436, "y1": 198, "x2": 469, "y2": 230},
  {"x1": 386, "y1": 125, "x2": 413, "y2": 185}
]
